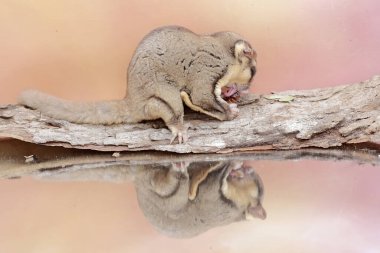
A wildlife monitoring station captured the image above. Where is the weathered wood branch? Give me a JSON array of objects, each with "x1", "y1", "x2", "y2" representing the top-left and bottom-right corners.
[{"x1": 1, "y1": 75, "x2": 379, "y2": 153}]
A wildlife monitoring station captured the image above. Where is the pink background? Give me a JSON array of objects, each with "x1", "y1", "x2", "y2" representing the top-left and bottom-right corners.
[
  {"x1": 1, "y1": 0, "x2": 380, "y2": 252},
  {"x1": 1, "y1": 0, "x2": 380, "y2": 103}
]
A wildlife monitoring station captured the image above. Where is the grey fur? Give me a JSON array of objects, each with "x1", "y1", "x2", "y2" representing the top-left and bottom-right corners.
[{"x1": 19, "y1": 26, "x2": 256, "y2": 143}]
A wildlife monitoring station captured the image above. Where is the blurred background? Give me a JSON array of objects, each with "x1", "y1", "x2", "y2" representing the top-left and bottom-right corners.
[
  {"x1": 1, "y1": 0, "x2": 380, "y2": 104},
  {"x1": 1, "y1": 1, "x2": 380, "y2": 252}
]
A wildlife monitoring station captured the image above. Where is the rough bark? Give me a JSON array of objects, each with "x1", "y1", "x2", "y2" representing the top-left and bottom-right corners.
[{"x1": 1, "y1": 75, "x2": 379, "y2": 153}]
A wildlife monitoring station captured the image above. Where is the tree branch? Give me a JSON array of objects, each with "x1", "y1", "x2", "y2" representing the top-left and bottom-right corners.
[{"x1": 1, "y1": 75, "x2": 379, "y2": 153}]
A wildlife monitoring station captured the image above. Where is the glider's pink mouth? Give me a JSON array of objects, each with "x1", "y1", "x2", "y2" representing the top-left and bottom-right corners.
[
  {"x1": 223, "y1": 84, "x2": 238, "y2": 97},
  {"x1": 222, "y1": 84, "x2": 241, "y2": 103}
]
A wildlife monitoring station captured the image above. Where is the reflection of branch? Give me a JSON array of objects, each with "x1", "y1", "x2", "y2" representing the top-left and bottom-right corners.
[
  {"x1": 0, "y1": 140, "x2": 378, "y2": 180},
  {"x1": 0, "y1": 75, "x2": 379, "y2": 153}
]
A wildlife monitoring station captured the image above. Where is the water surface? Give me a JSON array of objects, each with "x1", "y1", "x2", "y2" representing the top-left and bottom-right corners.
[{"x1": 0, "y1": 140, "x2": 379, "y2": 253}]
